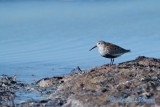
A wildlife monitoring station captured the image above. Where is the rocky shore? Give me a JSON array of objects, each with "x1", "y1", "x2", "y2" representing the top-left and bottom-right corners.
[{"x1": 0, "y1": 56, "x2": 160, "y2": 107}]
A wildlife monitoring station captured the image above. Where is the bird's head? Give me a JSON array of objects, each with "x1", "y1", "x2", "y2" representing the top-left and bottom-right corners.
[{"x1": 89, "y1": 41, "x2": 106, "y2": 51}]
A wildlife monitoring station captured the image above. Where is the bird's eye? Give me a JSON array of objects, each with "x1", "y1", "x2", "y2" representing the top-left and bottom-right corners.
[{"x1": 98, "y1": 42, "x2": 100, "y2": 45}]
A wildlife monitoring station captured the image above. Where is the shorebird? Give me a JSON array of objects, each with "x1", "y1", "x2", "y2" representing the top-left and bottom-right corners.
[{"x1": 89, "y1": 40, "x2": 130, "y2": 65}]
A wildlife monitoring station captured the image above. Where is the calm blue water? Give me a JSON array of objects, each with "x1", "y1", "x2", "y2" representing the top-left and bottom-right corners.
[{"x1": 0, "y1": 0, "x2": 160, "y2": 82}]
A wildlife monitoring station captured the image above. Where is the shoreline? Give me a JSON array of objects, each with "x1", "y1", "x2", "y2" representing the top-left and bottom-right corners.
[{"x1": 1, "y1": 56, "x2": 160, "y2": 107}]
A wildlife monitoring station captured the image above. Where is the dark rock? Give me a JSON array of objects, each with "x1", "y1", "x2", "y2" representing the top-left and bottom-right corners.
[{"x1": 70, "y1": 66, "x2": 82, "y2": 73}]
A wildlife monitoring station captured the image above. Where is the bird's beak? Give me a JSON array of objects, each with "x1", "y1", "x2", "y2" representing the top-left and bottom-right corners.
[{"x1": 89, "y1": 45, "x2": 97, "y2": 51}]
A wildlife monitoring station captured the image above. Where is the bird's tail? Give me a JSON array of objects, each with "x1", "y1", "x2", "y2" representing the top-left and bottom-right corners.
[{"x1": 126, "y1": 49, "x2": 131, "y2": 52}]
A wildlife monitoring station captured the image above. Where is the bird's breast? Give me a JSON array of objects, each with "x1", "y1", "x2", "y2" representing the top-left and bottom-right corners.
[{"x1": 98, "y1": 47, "x2": 108, "y2": 56}]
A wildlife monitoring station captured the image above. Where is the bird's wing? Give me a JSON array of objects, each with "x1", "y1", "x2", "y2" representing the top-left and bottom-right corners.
[{"x1": 106, "y1": 43, "x2": 127, "y2": 56}]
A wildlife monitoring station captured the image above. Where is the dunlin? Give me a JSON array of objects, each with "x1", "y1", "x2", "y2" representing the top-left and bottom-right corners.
[{"x1": 89, "y1": 40, "x2": 130, "y2": 65}]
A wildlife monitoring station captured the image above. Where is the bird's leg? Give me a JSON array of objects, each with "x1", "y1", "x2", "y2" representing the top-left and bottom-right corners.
[
  {"x1": 111, "y1": 58, "x2": 112, "y2": 65},
  {"x1": 110, "y1": 58, "x2": 114, "y2": 65},
  {"x1": 111, "y1": 58, "x2": 113, "y2": 65},
  {"x1": 112, "y1": 58, "x2": 114, "y2": 65}
]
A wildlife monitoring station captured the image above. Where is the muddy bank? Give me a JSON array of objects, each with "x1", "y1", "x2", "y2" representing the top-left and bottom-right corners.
[{"x1": 1, "y1": 56, "x2": 160, "y2": 107}]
